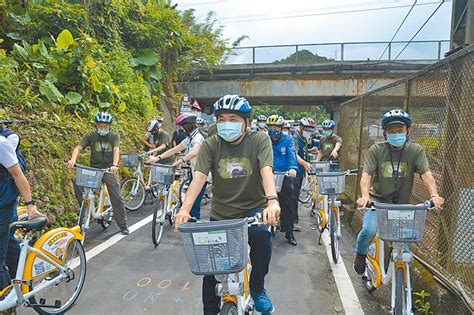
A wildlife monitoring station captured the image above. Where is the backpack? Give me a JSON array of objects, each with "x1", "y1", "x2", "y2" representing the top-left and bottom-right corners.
[{"x1": 0, "y1": 126, "x2": 27, "y2": 173}]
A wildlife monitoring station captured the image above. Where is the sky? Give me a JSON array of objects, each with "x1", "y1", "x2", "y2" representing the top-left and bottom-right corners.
[{"x1": 171, "y1": 0, "x2": 453, "y2": 63}]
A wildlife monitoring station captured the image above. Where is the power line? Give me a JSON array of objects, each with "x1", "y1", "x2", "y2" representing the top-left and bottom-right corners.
[{"x1": 217, "y1": 1, "x2": 444, "y2": 24}]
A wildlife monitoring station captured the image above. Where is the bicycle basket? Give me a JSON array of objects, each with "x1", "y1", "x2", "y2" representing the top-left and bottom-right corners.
[
  {"x1": 316, "y1": 171, "x2": 346, "y2": 195},
  {"x1": 150, "y1": 163, "x2": 175, "y2": 185},
  {"x1": 121, "y1": 153, "x2": 140, "y2": 168},
  {"x1": 75, "y1": 165, "x2": 106, "y2": 189},
  {"x1": 375, "y1": 203, "x2": 428, "y2": 243},
  {"x1": 274, "y1": 172, "x2": 286, "y2": 193},
  {"x1": 311, "y1": 161, "x2": 331, "y2": 173},
  {"x1": 179, "y1": 219, "x2": 248, "y2": 275}
]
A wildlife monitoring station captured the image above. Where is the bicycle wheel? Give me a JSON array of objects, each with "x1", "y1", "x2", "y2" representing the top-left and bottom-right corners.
[
  {"x1": 394, "y1": 267, "x2": 405, "y2": 315},
  {"x1": 29, "y1": 239, "x2": 87, "y2": 314},
  {"x1": 220, "y1": 301, "x2": 238, "y2": 315},
  {"x1": 152, "y1": 199, "x2": 165, "y2": 246},
  {"x1": 179, "y1": 178, "x2": 190, "y2": 206},
  {"x1": 330, "y1": 208, "x2": 340, "y2": 264},
  {"x1": 298, "y1": 178, "x2": 311, "y2": 204},
  {"x1": 78, "y1": 201, "x2": 90, "y2": 236},
  {"x1": 121, "y1": 178, "x2": 145, "y2": 211}
]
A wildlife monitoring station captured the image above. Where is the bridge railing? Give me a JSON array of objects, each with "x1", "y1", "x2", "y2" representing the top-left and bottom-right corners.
[
  {"x1": 226, "y1": 40, "x2": 450, "y2": 65},
  {"x1": 338, "y1": 45, "x2": 473, "y2": 307}
]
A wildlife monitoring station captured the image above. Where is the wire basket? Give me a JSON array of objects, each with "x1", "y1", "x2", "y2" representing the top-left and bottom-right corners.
[
  {"x1": 150, "y1": 163, "x2": 175, "y2": 185},
  {"x1": 75, "y1": 165, "x2": 106, "y2": 189},
  {"x1": 311, "y1": 161, "x2": 331, "y2": 174},
  {"x1": 179, "y1": 219, "x2": 248, "y2": 275},
  {"x1": 316, "y1": 171, "x2": 346, "y2": 195},
  {"x1": 274, "y1": 172, "x2": 286, "y2": 193},
  {"x1": 375, "y1": 203, "x2": 428, "y2": 243},
  {"x1": 121, "y1": 153, "x2": 140, "y2": 168}
]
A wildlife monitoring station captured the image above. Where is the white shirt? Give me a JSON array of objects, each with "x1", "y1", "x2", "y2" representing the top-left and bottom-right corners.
[
  {"x1": 0, "y1": 136, "x2": 19, "y2": 169},
  {"x1": 179, "y1": 130, "x2": 205, "y2": 172}
]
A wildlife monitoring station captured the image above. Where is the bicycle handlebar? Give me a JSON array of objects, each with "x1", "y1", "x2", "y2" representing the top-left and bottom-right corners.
[
  {"x1": 73, "y1": 163, "x2": 111, "y2": 173},
  {"x1": 364, "y1": 200, "x2": 435, "y2": 211}
]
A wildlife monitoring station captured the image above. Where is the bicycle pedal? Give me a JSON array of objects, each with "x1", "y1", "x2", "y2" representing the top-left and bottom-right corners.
[
  {"x1": 361, "y1": 275, "x2": 369, "y2": 282},
  {"x1": 54, "y1": 300, "x2": 62, "y2": 308}
]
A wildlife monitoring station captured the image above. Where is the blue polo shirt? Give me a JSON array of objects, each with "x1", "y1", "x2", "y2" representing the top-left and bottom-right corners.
[{"x1": 271, "y1": 134, "x2": 298, "y2": 173}]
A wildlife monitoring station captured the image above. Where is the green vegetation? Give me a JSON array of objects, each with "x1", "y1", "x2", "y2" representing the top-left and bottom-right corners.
[
  {"x1": 414, "y1": 290, "x2": 433, "y2": 315},
  {"x1": 0, "y1": 0, "x2": 234, "y2": 226},
  {"x1": 273, "y1": 49, "x2": 333, "y2": 64},
  {"x1": 253, "y1": 105, "x2": 329, "y2": 122}
]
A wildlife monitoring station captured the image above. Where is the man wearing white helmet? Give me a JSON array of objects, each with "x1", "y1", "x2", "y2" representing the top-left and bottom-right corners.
[
  {"x1": 256, "y1": 115, "x2": 268, "y2": 133},
  {"x1": 315, "y1": 119, "x2": 342, "y2": 170},
  {"x1": 142, "y1": 117, "x2": 174, "y2": 164}
]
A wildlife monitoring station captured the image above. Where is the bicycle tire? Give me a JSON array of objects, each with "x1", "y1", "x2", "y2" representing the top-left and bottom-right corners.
[
  {"x1": 330, "y1": 209, "x2": 340, "y2": 264},
  {"x1": 220, "y1": 301, "x2": 238, "y2": 315},
  {"x1": 100, "y1": 206, "x2": 113, "y2": 230},
  {"x1": 29, "y1": 240, "x2": 87, "y2": 314},
  {"x1": 78, "y1": 201, "x2": 90, "y2": 236},
  {"x1": 394, "y1": 267, "x2": 405, "y2": 315},
  {"x1": 363, "y1": 260, "x2": 377, "y2": 292},
  {"x1": 152, "y1": 199, "x2": 165, "y2": 246},
  {"x1": 179, "y1": 178, "x2": 190, "y2": 207},
  {"x1": 298, "y1": 178, "x2": 311, "y2": 204},
  {"x1": 121, "y1": 178, "x2": 145, "y2": 211}
]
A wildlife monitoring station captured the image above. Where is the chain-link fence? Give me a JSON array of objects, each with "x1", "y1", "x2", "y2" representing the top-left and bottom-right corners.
[{"x1": 339, "y1": 45, "x2": 473, "y2": 304}]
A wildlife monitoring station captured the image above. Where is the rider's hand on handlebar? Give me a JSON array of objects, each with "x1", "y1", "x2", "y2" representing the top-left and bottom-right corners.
[
  {"x1": 174, "y1": 210, "x2": 191, "y2": 232},
  {"x1": 357, "y1": 196, "x2": 370, "y2": 209},
  {"x1": 303, "y1": 162, "x2": 312, "y2": 172},
  {"x1": 288, "y1": 169, "x2": 297, "y2": 178},
  {"x1": 66, "y1": 160, "x2": 75, "y2": 169},
  {"x1": 110, "y1": 166, "x2": 119, "y2": 174},
  {"x1": 27, "y1": 205, "x2": 47, "y2": 221},
  {"x1": 263, "y1": 201, "x2": 280, "y2": 226},
  {"x1": 330, "y1": 150, "x2": 339, "y2": 159},
  {"x1": 431, "y1": 196, "x2": 444, "y2": 211},
  {"x1": 147, "y1": 155, "x2": 159, "y2": 164}
]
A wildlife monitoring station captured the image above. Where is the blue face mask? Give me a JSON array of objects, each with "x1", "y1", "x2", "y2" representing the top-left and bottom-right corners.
[
  {"x1": 386, "y1": 133, "x2": 407, "y2": 147},
  {"x1": 322, "y1": 130, "x2": 332, "y2": 137},
  {"x1": 217, "y1": 122, "x2": 243, "y2": 142},
  {"x1": 268, "y1": 129, "x2": 280, "y2": 139}
]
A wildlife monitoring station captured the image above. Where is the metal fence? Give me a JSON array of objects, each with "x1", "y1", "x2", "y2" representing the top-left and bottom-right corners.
[
  {"x1": 339, "y1": 45, "x2": 473, "y2": 305},
  {"x1": 226, "y1": 40, "x2": 450, "y2": 65}
]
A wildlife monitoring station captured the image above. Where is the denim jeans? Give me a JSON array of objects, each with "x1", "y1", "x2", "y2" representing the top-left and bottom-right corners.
[
  {"x1": 355, "y1": 209, "x2": 378, "y2": 255},
  {"x1": 0, "y1": 200, "x2": 20, "y2": 290},
  {"x1": 190, "y1": 182, "x2": 207, "y2": 220},
  {"x1": 202, "y1": 208, "x2": 272, "y2": 314}
]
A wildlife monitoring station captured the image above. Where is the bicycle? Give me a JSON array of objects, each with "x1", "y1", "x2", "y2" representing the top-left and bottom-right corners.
[
  {"x1": 362, "y1": 201, "x2": 433, "y2": 315},
  {"x1": 313, "y1": 168, "x2": 358, "y2": 263},
  {"x1": 308, "y1": 161, "x2": 332, "y2": 220},
  {"x1": 179, "y1": 214, "x2": 272, "y2": 315},
  {"x1": 0, "y1": 214, "x2": 86, "y2": 314},
  {"x1": 120, "y1": 152, "x2": 160, "y2": 211},
  {"x1": 150, "y1": 163, "x2": 181, "y2": 246},
  {"x1": 74, "y1": 164, "x2": 114, "y2": 241}
]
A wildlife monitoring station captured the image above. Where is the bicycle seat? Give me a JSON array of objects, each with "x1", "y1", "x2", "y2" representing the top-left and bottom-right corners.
[{"x1": 10, "y1": 216, "x2": 48, "y2": 231}]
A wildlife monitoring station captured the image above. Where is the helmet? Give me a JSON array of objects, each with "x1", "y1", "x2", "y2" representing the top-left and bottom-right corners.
[
  {"x1": 321, "y1": 119, "x2": 336, "y2": 129},
  {"x1": 381, "y1": 109, "x2": 412, "y2": 129},
  {"x1": 213, "y1": 94, "x2": 252, "y2": 118},
  {"x1": 266, "y1": 115, "x2": 285, "y2": 126},
  {"x1": 155, "y1": 116, "x2": 163, "y2": 122},
  {"x1": 283, "y1": 121, "x2": 291, "y2": 129},
  {"x1": 257, "y1": 115, "x2": 267, "y2": 122},
  {"x1": 147, "y1": 119, "x2": 160, "y2": 132},
  {"x1": 299, "y1": 117, "x2": 316, "y2": 128},
  {"x1": 176, "y1": 113, "x2": 197, "y2": 125},
  {"x1": 196, "y1": 117, "x2": 206, "y2": 125},
  {"x1": 95, "y1": 112, "x2": 113, "y2": 124}
]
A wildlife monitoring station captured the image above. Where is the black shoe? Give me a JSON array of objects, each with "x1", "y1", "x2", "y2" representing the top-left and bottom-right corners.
[
  {"x1": 353, "y1": 253, "x2": 367, "y2": 275},
  {"x1": 120, "y1": 226, "x2": 129, "y2": 235},
  {"x1": 285, "y1": 232, "x2": 297, "y2": 246}
]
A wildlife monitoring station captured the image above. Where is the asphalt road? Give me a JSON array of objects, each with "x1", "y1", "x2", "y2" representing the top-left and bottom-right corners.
[{"x1": 18, "y1": 197, "x2": 390, "y2": 314}]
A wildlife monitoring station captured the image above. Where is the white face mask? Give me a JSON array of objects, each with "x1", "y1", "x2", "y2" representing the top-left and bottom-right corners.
[
  {"x1": 302, "y1": 130, "x2": 312, "y2": 139},
  {"x1": 257, "y1": 122, "x2": 266, "y2": 129},
  {"x1": 97, "y1": 128, "x2": 110, "y2": 137},
  {"x1": 282, "y1": 130, "x2": 289, "y2": 135}
]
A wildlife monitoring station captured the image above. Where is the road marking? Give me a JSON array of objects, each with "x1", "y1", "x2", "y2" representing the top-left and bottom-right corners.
[{"x1": 322, "y1": 232, "x2": 365, "y2": 315}]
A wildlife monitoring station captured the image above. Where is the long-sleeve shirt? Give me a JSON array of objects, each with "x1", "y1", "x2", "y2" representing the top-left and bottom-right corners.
[{"x1": 271, "y1": 133, "x2": 298, "y2": 173}]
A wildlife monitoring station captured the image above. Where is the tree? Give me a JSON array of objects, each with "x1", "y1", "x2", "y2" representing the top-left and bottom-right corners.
[{"x1": 273, "y1": 49, "x2": 333, "y2": 64}]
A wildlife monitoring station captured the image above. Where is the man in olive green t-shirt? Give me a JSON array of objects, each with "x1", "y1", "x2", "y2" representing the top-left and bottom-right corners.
[
  {"x1": 316, "y1": 119, "x2": 342, "y2": 166},
  {"x1": 353, "y1": 109, "x2": 444, "y2": 275},
  {"x1": 174, "y1": 95, "x2": 280, "y2": 314},
  {"x1": 145, "y1": 118, "x2": 174, "y2": 165},
  {"x1": 67, "y1": 112, "x2": 129, "y2": 235}
]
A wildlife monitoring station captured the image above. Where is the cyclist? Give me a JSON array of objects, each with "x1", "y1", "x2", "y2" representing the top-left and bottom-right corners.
[
  {"x1": 196, "y1": 117, "x2": 209, "y2": 139},
  {"x1": 282, "y1": 121, "x2": 292, "y2": 135},
  {"x1": 256, "y1": 115, "x2": 268, "y2": 133},
  {"x1": 315, "y1": 119, "x2": 342, "y2": 170},
  {"x1": 67, "y1": 112, "x2": 129, "y2": 235},
  {"x1": 1, "y1": 125, "x2": 44, "y2": 294},
  {"x1": 148, "y1": 113, "x2": 207, "y2": 220},
  {"x1": 292, "y1": 118, "x2": 316, "y2": 231},
  {"x1": 175, "y1": 94, "x2": 280, "y2": 314},
  {"x1": 353, "y1": 109, "x2": 445, "y2": 274},
  {"x1": 171, "y1": 125, "x2": 187, "y2": 147},
  {"x1": 267, "y1": 115, "x2": 299, "y2": 245},
  {"x1": 142, "y1": 118, "x2": 173, "y2": 162}
]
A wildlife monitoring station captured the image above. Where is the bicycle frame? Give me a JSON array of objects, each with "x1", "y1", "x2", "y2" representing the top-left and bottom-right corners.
[
  {"x1": 0, "y1": 226, "x2": 83, "y2": 311},
  {"x1": 80, "y1": 184, "x2": 112, "y2": 231}
]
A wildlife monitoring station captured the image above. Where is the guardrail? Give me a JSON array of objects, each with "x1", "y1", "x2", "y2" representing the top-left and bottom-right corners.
[{"x1": 226, "y1": 40, "x2": 450, "y2": 65}]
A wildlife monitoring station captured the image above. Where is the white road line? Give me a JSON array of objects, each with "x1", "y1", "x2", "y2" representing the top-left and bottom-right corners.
[
  {"x1": 322, "y1": 232, "x2": 365, "y2": 315},
  {"x1": 85, "y1": 214, "x2": 154, "y2": 261}
]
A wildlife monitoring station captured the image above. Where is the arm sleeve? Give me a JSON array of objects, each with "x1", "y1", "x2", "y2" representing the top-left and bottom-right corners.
[
  {"x1": 79, "y1": 132, "x2": 91, "y2": 148},
  {"x1": 362, "y1": 145, "x2": 378, "y2": 175},
  {"x1": 415, "y1": 146, "x2": 430, "y2": 174},
  {"x1": 287, "y1": 137, "x2": 298, "y2": 170},
  {"x1": 0, "y1": 141, "x2": 18, "y2": 168},
  {"x1": 257, "y1": 133, "x2": 274, "y2": 170},
  {"x1": 194, "y1": 141, "x2": 213, "y2": 175},
  {"x1": 335, "y1": 135, "x2": 343, "y2": 144}
]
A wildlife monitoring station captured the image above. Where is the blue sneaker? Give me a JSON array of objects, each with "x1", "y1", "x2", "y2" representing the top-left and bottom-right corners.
[{"x1": 251, "y1": 289, "x2": 274, "y2": 313}]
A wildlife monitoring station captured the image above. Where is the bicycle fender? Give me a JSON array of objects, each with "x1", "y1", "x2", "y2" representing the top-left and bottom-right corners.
[{"x1": 21, "y1": 226, "x2": 84, "y2": 292}]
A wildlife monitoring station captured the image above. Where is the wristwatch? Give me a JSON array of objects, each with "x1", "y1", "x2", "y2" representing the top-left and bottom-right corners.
[
  {"x1": 25, "y1": 200, "x2": 36, "y2": 206},
  {"x1": 265, "y1": 195, "x2": 279, "y2": 202}
]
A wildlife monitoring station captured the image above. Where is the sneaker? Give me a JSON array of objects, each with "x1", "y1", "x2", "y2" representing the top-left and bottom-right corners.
[
  {"x1": 120, "y1": 226, "x2": 129, "y2": 235},
  {"x1": 251, "y1": 289, "x2": 274, "y2": 313},
  {"x1": 293, "y1": 224, "x2": 302, "y2": 232},
  {"x1": 353, "y1": 253, "x2": 367, "y2": 275},
  {"x1": 285, "y1": 232, "x2": 297, "y2": 246}
]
